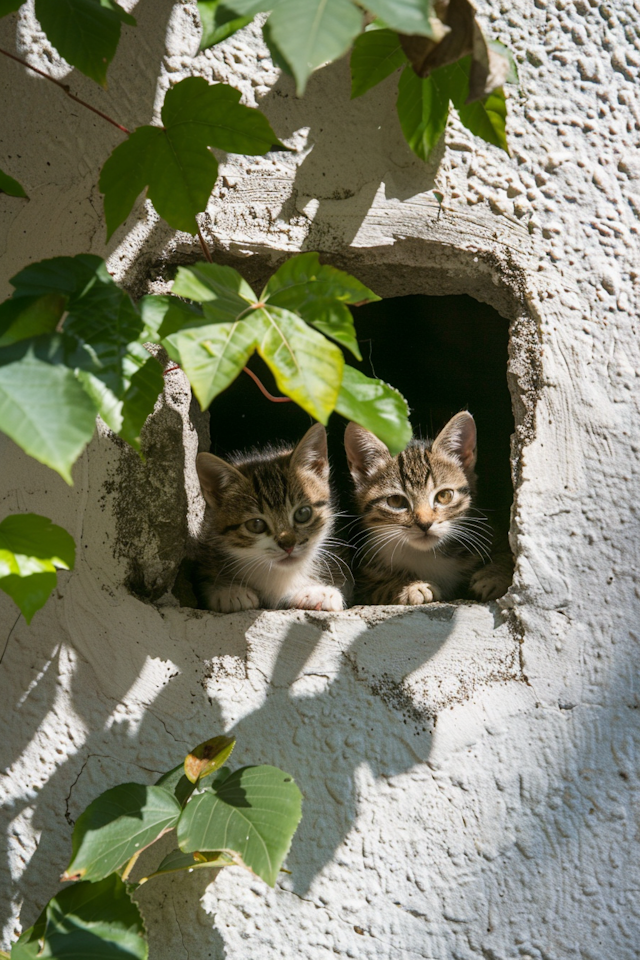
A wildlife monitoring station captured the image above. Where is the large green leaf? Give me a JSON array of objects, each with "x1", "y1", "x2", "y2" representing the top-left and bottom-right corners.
[
  {"x1": 350, "y1": 26, "x2": 407, "y2": 99},
  {"x1": 63, "y1": 783, "x2": 182, "y2": 883},
  {"x1": 263, "y1": 252, "x2": 379, "y2": 359},
  {"x1": 154, "y1": 765, "x2": 196, "y2": 809},
  {"x1": 366, "y1": 0, "x2": 443, "y2": 38},
  {"x1": 0, "y1": 294, "x2": 66, "y2": 347},
  {"x1": 256, "y1": 305, "x2": 344, "y2": 423},
  {"x1": 396, "y1": 63, "x2": 450, "y2": 161},
  {"x1": 335, "y1": 364, "x2": 411, "y2": 456},
  {"x1": 0, "y1": 513, "x2": 75, "y2": 623},
  {"x1": 0, "y1": 167, "x2": 27, "y2": 198},
  {"x1": 177, "y1": 765, "x2": 303, "y2": 887},
  {"x1": 0, "y1": 350, "x2": 97, "y2": 483},
  {"x1": 9, "y1": 254, "x2": 104, "y2": 299},
  {"x1": 139, "y1": 295, "x2": 205, "y2": 341},
  {"x1": 165, "y1": 318, "x2": 261, "y2": 411},
  {"x1": 100, "y1": 78, "x2": 283, "y2": 237},
  {"x1": 33, "y1": 0, "x2": 136, "y2": 88},
  {"x1": 267, "y1": 0, "x2": 363, "y2": 95},
  {"x1": 13, "y1": 875, "x2": 147, "y2": 960},
  {"x1": 198, "y1": 0, "x2": 252, "y2": 48},
  {"x1": 119, "y1": 356, "x2": 164, "y2": 449},
  {"x1": 172, "y1": 262, "x2": 256, "y2": 320}
]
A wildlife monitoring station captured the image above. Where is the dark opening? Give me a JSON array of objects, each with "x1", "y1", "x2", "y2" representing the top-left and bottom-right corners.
[{"x1": 206, "y1": 293, "x2": 514, "y2": 539}]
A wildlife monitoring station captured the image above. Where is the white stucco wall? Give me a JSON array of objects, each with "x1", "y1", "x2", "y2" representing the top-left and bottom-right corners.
[{"x1": 1, "y1": 1, "x2": 639, "y2": 958}]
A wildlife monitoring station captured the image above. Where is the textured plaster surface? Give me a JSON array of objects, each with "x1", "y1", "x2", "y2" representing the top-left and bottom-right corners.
[{"x1": 1, "y1": 0, "x2": 639, "y2": 958}]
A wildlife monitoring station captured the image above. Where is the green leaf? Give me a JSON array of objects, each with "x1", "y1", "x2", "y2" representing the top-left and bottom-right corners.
[
  {"x1": 177, "y1": 765, "x2": 302, "y2": 887},
  {"x1": 172, "y1": 262, "x2": 256, "y2": 320},
  {"x1": 365, "y1": 0, "x2": 443, "y2": 38},
  {"x1": 139, "y1": 295, "x2": 205, "y2": 341},
  {"x1": 184, "y1": 735, "x2": 235, "y2": 784},
  {"x1": 9, "y1": 254, "x2": 104, "y2": 299},
  {"x1": 0, "y1": 167, "x2": 27, "y2": 197},
  {"x1": 139, "y1": 848, "x2": 234, "y2": 884},
  {"x1": 458, "y1": 86, "x2": 508, "y2": 152},
  {"x1": 154, "y1": 765, "x2": 196, "y2": 809},
  {"x1": 165, "y1": 318, "x2": 261, "y2": 411},
  {"x1": 0, "y1": 293, "x2": 66, "y2": 347},
  {"x1": 396, "y1": 63, "x2": 450, "y2": 161},
  {"x1": 335, "y1": 365, "x2": 411, "y2": 456},
  {"x1": 119, "y1": 356, "x2": 164, "y2": 450},
  {"x1": 33, "y1": 0, "x2": 136, "y2": 88},
  {"x1": 63, "y1": 783, "x2": 182, "y2": 882},
  {"x1": 14, "y1": 875, "x2": 147, "y2": 960},
  {"x1": 267, "y1": 0, "x2": 363, "y2": 94},
  {"x1": 100, "y1": 77, "x2": 283, "y2": 237},
  {"x1": 350, "y1": 27, "x2": 407, "y2": 98},
  {"x1": 256, "y1": 305, "x2": 343, "y2": 423},
  {"x1": 0, "y1": 513, "x2": 75, "y2": 624},
  {"x1": 198, "y1": 0, "x2": 252, "y2": 48},
  {"x1": 0, "y1": 350, "x2": 97, "y2": 483}
]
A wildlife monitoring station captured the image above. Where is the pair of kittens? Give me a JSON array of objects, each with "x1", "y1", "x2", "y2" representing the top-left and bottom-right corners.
[{"x1": 194, "y1": 413, "x2": 512, "y2": 614}]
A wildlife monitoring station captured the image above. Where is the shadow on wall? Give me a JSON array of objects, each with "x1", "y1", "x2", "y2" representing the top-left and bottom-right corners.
[{"x1": 0, "y1": 602, "x2": 461, "y2": 951}]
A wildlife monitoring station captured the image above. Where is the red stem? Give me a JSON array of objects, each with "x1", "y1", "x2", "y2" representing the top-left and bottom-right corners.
[
  {"x1": 243, "y1": 367, "x2": 292, "y2": 403},
  {"x1": 197, "y1": 227, "x2": 214, "y2": 262},
  {"x1": 0, "y1": 46, "x2": 130, "y2": 135}
]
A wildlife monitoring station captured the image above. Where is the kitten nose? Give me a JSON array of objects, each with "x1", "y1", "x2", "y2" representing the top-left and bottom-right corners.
[
  {"x1": 277, "y1": 533, "x2": 296, "y2": 553},
  {"x1": 416, "y1": 519, "x2": 432, "y2": 533}
]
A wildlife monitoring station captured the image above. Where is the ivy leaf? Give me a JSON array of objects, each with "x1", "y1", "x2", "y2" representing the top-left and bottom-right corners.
[
  {"x1": 458, "y1": 86, "x2": 508, "y2": 152},
  {"x1": 177, "y1": 765, "x2": 303, "y2": 887},
  {"x1": 0, "y1": 293, "x2": 66, "y2": 347},
  {"x1": 165, "y1": 318, "x2": 261, "y2": 411},
  {"x1": 33, "y1": 0, "x2": 137, "y2": 88},
  {"x1": 9, "y1": 253, "x2": 104, "y2": 298},
  {"x1": 198, "y1": 0, "x2": 252, "y2": 48},
  {"x1": 0, "y1": 513, "x2": 75, "y2": 624},
  {"x1": 13, "y1": 875, "x2": 147, "y2": 960},
  {"x1": 365, "y1": 0, "x2": 445, "y2": 39},
  {"x1": 139, "y1": 849, "x2": 234, "y2": 884},
  {"x1": 0, "y1": 349, "x2": 98, "y2": 484},
  {"x1": 0, "y1": 167, "x2": 28, "y2": 198},
  {"x1": 119, "y1": 355, "x2": 164, "y2": 450},
  {"x1": 62, "y1": 783, "x2": 182, "y2": 882},
  {"x1": 0, "y1": 0, "x2": 22, "y2": 17},
  {"x1": 396, "y1": 63, "x2": 450, "y2": 161},
  {"x1": 184, "y1": 735, "x2": 236, "y2": 784},
  {"x1": 267, "y1": 0, "x2": 363, "y2": 95},
  {"x1": 100, "y1": 77, "x2": 284, "y2": 238},
  {"x1": 335, "y1": 365, "x2": 411, "y2": 456},
  {"x1": 263, "y1": 252, "x2": 379, "y2": 359},
  {"x1": 172, "y1": 262, "x2": 256, "y2": 320},
  {"x1": 139, "y1": 295, "x2": 205, "y2": 341},
  {"x1": 154, "y1": 765, "x2": 196, "y2": 809},
  {"x1": 256, "y1": 305, "x2": 344, "y2": 423},
  {"x1": 350, "y1": 27, "x2": 407, "y2": 99}
]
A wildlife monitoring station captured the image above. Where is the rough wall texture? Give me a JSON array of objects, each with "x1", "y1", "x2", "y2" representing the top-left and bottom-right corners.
[{"x1": 1, "y1": 1, "x2": 639, "y2": 958}]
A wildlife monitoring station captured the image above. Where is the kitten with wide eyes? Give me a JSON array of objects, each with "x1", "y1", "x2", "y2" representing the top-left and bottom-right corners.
[
  {"x1": 345, "y1": 412, "x2": 512, "y2": 605},
  {"x1": 194, "y1": 423, "x2": 347, "y2": 613}
]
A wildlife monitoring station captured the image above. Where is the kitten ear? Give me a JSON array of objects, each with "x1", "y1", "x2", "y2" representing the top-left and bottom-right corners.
[
  {"x1": 344, "y1": 421, "x2": 391, "y2": 486},
  {"x1": 196, "y1": 452, "x2": 246, "y2": 506},
  {"x1": 431, "y1": 412, "x2": 477, "y2": 473},
  {"x1": 290, "y1": 423, "x2": 329, "y2": 479}
]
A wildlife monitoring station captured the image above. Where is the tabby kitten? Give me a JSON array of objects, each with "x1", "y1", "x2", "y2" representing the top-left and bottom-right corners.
[
  {"x1": 345, "y1": 412, "x2": 512, "y2": 605},
  {"x1": 195, "y1": 423, "x2": 346, "y2": 613}
]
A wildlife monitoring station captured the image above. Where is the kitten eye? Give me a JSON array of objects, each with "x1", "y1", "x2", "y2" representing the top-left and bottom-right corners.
[
  {"x1": 435, "y1": 489, "x2": 454, "y2": 505},
  {"x1": 245, "y1": 518, "x2": 266, "y2": 534},
  {"x1": 387, "y1": 495, "x2": 409, "y2": 510},
  {"x1": 294, "y1": 506, "x2": 312, "y2": 523}
]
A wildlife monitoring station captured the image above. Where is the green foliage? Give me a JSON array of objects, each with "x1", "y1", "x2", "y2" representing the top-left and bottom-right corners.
[
  {"x1": 0, "y1": 255, "x2": 166, "y2": 482},
  {"x1": 365, "y1": 0, "x2": 441, "y2": 37},
  {"x1": 33, "y1": 0, "x2": 136, "y2": 87},
  {"x1": 100, "y1": 77, "x2": 283, "y2": 238},
  {"x1": 0, "y1": 0, "x2": 22, "y2": 17},
  {"x1": 335, "y1": 365, "x2": 411, "y2": 456},
  {"x1": 12, "y1": 875, "x2": 147, "y2": 960},
  {"x1": 0, "y1": 167, "x2": 27, "y2": 198},
  {"x1": 0, "y1": 513, "x2": 75, "y2": 623},
  {"x1": 8, "y1": 739, "x2": 302, "y2": 956},
  {"x1": 350, "y1": 26, "x2": 407, "y2": 99},
  {"x1": 63, "y1": 784, "x2": 182, "y2": 882},
  {"x1": 198, "y1": 0, "x2": 253, "y2": 49},
  {"x1": 177, "y1": 765, "x2": 303, "y2": 887}
]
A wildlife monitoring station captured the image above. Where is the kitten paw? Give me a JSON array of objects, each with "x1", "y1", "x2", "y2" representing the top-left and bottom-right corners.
[
  {"x1": 206, "y1": 585, "x2": 260, "y2": 613},
  {"x1": 287, "y1": 585, "x2": 345, "y2": 612},
  {"x1": 469, "y1": 565, "x2": 511, "y2": 602},
  {"x1": 397, "y1": 581, "x2": 442, "y2": 605}
]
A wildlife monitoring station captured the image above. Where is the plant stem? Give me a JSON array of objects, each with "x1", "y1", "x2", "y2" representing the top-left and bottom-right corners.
[
  {"x1": 197, "y1": 227, "x2": 214, "y2": 262},
  {"x1": 121, "y1": 849, "x2": 142, "y2": 882},
  {"x1": 243, "y1": 366, "x2": 292, "y2": 403},
  {"x1": 0, "y1": 47, "x2": 130, "y2": 135}
]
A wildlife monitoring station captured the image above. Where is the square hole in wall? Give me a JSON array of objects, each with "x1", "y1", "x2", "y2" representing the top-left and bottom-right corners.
[{"x1": 202, "y1": 292, "x2": 515, "y2": 604}]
